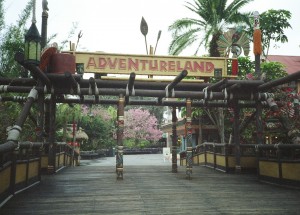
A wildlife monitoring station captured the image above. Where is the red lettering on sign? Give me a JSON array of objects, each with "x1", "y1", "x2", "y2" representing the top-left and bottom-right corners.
[
  {"x1": 128, "y1": 58, "x2": 138, "y2": 71},
  {"x1": 149, "y1": 60, "x2": 158, "y2": 71},
  {"x1": 160, "y1": 61, "x2": 167, "y2": 71},
  {"x1": 119, "y1": 58, "x2": 126, "y2": 70},
  {"x1": 193, "y1": 61, "x2": 204, "y2": 72},
  {"x1": 87, "y1": 57, "x2": 97, "y2": 69},
  {"x1": 98, "y1": 58, "x2": 107, "y2": 69},
  {"x1": 107, "y1": 57, "x2": 118, "y2": 69},
  {"x1": 184, "y1": 61, "x2": 193, "y2": 72},
  {"x1": 206, "y1": 62, "x2": 214, "y2": 72},
  {"x1": 168, "y1": 61, "x2": 175, "y2": 71},
  {"x1": 140, "y1": 60, "x2": 147, "y2": 70},
  {"x1": 176, "y1": 61, "x2": 183, "y2": 71}
]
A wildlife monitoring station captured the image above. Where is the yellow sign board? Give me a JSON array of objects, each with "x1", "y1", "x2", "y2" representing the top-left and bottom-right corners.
[{"x1": 64, "y1": 51, "x2": 234, "y2": 77}]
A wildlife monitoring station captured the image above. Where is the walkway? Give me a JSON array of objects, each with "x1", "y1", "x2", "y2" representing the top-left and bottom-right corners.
[{"x1": 1, "y1": 154, "x2": 300, "y2": 214}]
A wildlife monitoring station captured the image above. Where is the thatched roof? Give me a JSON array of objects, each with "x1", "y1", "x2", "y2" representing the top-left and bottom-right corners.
[{"x1": 66, "y1": 127, "x2": 88, "y2": 140}]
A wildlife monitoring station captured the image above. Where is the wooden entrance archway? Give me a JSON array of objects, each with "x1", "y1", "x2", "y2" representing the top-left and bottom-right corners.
[{"x1": 1, "y1": 50, "x2": 300, "y2": 180}]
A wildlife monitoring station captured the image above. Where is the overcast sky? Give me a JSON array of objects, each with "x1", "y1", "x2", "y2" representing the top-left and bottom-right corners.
[{"x1": 3, "y1": 0, "x2": 300, "y2": 57}]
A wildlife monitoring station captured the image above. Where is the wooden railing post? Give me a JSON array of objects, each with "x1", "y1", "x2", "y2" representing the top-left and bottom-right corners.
[
  {"x1": 204, "y1": 143, "x2": 207, "y2": 166},
  {"x1": 25, "y1": 149, "x2": 30, "y2": 186},
  {"x1": 224, "y1": 144, "x2": 228, "y2": 172},
  {"x1": 213, "y1": 144, "x2": 216, "y2": 170},
  {"x1": 276, "y1": 144, "x2": 282, "y2": 180},
  {"x1": 38, "y1": 146, "x2": 42, "y2": 181}
]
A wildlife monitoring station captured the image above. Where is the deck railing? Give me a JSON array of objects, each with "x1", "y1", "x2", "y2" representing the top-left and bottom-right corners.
[
  {"x1": 256, "y1": 144, "x2": 300, "y2": 187},
  {"x1": 0, "y1": 142, "x2": 78, "y2": 207},
  {"x1": 180, "y1": 143, "x2": 300, "y2": 186},
  {"x1": 180, "y1": 143, "x2": 256, "y2": 172}
]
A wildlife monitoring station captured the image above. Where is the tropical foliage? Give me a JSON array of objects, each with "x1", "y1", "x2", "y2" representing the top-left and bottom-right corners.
[
  {"x1": 0, "y1": 0, "x2": 33, "y2": 78},
  {"x1": 168, "y1": 0, "x2": 253, "y2": 56},
  {"x1": 56, "y1": 104, "x2": 116, "y2": 150},
  {"x1": 0, "y1": 0, "x2": 35, "y2": 143},
  {"x1": 245, "y1": 9, "x2": 292, "y2": 57}
]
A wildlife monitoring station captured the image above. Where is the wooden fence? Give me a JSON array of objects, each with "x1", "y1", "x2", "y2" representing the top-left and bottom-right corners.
[
  {"x1": 180, "y1": 142, "x2": 300, "y2": 186},
  {"x1": 0, "y1": 142, "x2": 78, "y2": 207}
]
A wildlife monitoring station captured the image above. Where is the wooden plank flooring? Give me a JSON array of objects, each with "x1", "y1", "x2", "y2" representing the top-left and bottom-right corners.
[{"x1": 1, "y1": 156, "x2": 300, "y2": 214}]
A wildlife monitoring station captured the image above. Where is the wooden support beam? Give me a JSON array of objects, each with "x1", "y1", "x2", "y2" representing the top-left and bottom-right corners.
[
  {"x1": 0, "y1": 77, "x2": 36, "y2": 86},
  {"x1": 79, "y1": 78, "x2": 210, "y2": 91},
  {"x1": 185, "y1": 98, "x2": 193, "y2": 179},
  {"x1": 165, "y1": 70, "x2": 187, "y2": 98},
  {"x1": 116, "y1": 95, "x2": 124, "y2": 179},
  {"x1": 256, "y1": 101, "x2": 264, "y2": 145},
  {"x1": 171, "y1": 107, "x2": 178, "y2": 173},
  {"x1": 5, "y1": 88, "x2": 38, "y2": 144},
  {"x1": 233, "y1": 100, "x2": 241, "y2": 173},
  {"x1": 206, "y1": 78, "x2": 227, "y2": 91},
  {"x1": 125, "y1": 72, "x2": 136, "y2": 104},
  {"x1": 14, "y1": 52, "x2": 51, "y2": 88},
  {"x1": 47, "y1": 95, "x2": 57, "y2": 174},
  {"x1": 258, "y1": 70, "x2": 300, "y2": 92}
]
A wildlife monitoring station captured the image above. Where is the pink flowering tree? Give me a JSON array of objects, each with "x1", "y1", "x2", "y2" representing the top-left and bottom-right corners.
[{"x1": 124, "y1": 108, "x2": 163, "y2": 147}]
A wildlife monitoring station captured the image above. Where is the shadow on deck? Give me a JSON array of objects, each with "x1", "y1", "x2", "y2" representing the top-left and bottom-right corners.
[{"x1": 1, "y1": 155, "x2": 300, "y2": 215}]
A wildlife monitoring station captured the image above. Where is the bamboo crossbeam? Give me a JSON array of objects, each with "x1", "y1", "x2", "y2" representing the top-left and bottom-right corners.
[
  {"x1": 1, "y1": 85, "x2": 271, "y2": 102},
  {"x1": 54, "y1": 96, "x2": 264, "y2": 108},
  {"x1": 0, "y1": 141, "x2": 17, "y2": 153},
  {"x1": 127, "y1": 72, "x2": 136, "y2": 95},
  {"x1": 166, "y1": 70, "x2": 188, "y2": 94},
  {"x1": 0, "y1": 77, "x2": 36, "y2": 86},
  {"x1": 14, "y1": 52, "x2": 51, "y2": 87},
  {"x1": 258, "y1": 70, "x2": 300, "y2": 91},
  {"x1": 79, "y1": 78, "x2": 210, "y2": 91},
  {"x1": 206, "y1": 78, "x2": 227, "y2": 91}
]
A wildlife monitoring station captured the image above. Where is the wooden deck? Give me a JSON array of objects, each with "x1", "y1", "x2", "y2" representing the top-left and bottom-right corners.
[{"x1": 1, "y1": 156, "x2": 300, "y2": 214}]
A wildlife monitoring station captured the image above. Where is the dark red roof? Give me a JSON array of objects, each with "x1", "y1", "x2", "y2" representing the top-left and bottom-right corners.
[{"x1": 266, "y1": 55, "x2": 300, "y2": 75}]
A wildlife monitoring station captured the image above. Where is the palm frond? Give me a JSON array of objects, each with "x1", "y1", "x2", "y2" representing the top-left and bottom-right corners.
[{"x1": 168, "y1": 0, "x2": 252, "y2": 56}]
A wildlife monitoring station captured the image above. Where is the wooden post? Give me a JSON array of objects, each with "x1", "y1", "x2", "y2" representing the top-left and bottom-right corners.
[
  {"x1": 34, "y1": 3, "x2": 47, "y2": 143},
  {"x1": 186, "y1": 98, "x2": 193, "y2": 179},
  {"x1": 233, "y1": 100, "x2": 241, "y2": 173},
  {"x1": 9, "y1": 149, "x2": 18, "y2": 195},
  {"x1": 253, "y1": 11, "x2": 264, "y2": 146},
  {"x1": 47, "y1": 95, "x2": 56, "y2": 174},
  {"x1": 41, "y1": 4, "x2": 48, "y2": 50},
  {"x1": 198, "y1": 116, "x2": 203, "y2": 145},
  {"x1": 256, "y1": 102, "x2": 263, "y2": 145},
  {"x1": 36, "y1": 84, "x2": 44, "y2": 142},
  {"x1": 116, "y1": 95, "x2": 124, "y2": 179},
  {"x1": 171, "y1": 107, "x2": 178, "y2": 173}
]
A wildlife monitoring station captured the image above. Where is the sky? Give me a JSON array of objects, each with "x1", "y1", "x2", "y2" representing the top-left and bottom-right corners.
[{"x1": 3, "y1": 0, "x2": 300, "y2": 57}]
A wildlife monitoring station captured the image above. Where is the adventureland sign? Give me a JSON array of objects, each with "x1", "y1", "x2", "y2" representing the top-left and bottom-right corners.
[{"x1": 67, "y1": 52, "x2": 230, "y2": 77}]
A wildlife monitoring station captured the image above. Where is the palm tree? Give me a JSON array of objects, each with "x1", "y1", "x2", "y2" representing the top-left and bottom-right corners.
[{"x1": 168, "y1": 0, "x2": 253, "y2": 57}]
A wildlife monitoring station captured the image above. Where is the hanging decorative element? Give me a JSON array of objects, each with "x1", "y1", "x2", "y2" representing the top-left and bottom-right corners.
[
  {"x1": 140, "y1": 17, "x2": 149, "y2": 55},
  {"x1": 217, "y1": 27, "x2": 250, "y2": 57},
  {"x1": 253, "y1": 11, "x2": 262, "y2": 55}
]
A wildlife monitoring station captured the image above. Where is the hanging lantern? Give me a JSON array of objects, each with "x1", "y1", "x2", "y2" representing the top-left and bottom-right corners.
[
  {"x1": 24, "y1": 22, "x2": 41, "y2": 65},
  {"x1": 24, "y1": 0, "x2": 41, "y2": 65}
]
